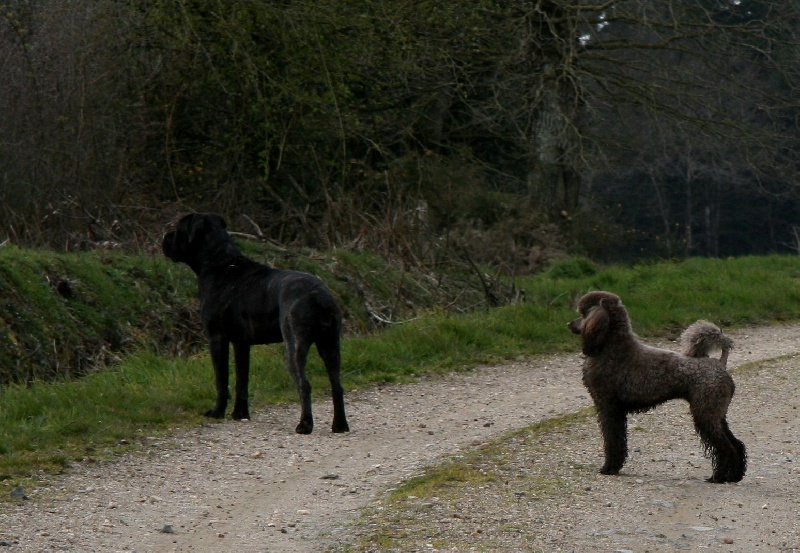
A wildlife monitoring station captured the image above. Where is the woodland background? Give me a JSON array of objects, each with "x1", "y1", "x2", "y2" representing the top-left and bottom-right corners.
[{"x1": 1, "y1": 0, "x2": 799, "y2": 269}]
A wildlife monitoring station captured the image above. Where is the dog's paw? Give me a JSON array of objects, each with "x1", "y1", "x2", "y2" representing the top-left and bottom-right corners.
[
  {"x1": 232, "y1": 410, "x2": 250, "y2": 421},
  {"x1": 295, "y1": 420, "x2": 314, "y2": 434},
  {"x1": 599, "y1": 467, "x2": 620, "y2": 475},
  {"x1": 332, "y1": 421, "x2": 350, "y2": 433},
  {"x1": 707, "y1": 474, "x2": 736, "y2": 484},
  {"x1": 204, "y1": 408, "x2": 226, "y2": 419},
  {"x1": 232, "y1": 405, "x2": 250, "y2": 420}
]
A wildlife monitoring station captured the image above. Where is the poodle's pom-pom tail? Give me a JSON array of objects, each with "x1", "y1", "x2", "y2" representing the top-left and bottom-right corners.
[{"x1": 680, "y1": 320, "x2": 734, "y2": 365}]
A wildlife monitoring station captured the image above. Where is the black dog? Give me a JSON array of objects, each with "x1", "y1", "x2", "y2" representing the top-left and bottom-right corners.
[
  {"x1": 162, "y1": 213, "x2": 349, "y2": 434},
  {"x1": 568, "y1": 291, "x2": 746, "y2": 483}
]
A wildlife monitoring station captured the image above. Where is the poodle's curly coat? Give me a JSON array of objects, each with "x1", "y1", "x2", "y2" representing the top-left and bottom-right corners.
[{"x1": 568, "y1": 291, "x2": 746, "y2": 483}]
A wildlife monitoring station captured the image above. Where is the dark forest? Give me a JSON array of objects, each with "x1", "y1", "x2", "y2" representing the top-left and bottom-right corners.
[{"x1": 1, "y1": 1, "x2": 798, "y2": 268}]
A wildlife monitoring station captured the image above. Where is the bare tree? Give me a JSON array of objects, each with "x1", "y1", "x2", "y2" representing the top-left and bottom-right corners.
[
  {"x1": 0, "y1": 1, "x2": 140, "y2": 246},
  {"x1": 2, "y1": 0, "x2": 798, "y2": 259}
]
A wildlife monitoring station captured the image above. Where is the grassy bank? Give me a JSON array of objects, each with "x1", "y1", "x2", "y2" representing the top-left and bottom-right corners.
[
  {"x1": 0, "y1": 242, "x2": 498, "y2": 385},
  {"x1": 1, "y1": 253, "x2": 798, "y2": 483}
]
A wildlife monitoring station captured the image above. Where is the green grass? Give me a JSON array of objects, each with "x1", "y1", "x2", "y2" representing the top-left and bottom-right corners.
[
  {"x1": 351, "y1": 412, "x2": 592, "y2": 552},
  {"x1": 523, "y1": 255, "x2": 800, "y2": 334},
  {"x1": 385, "y1": 413, "x2": 588, "y2": 502},
  {"x1": 0, "y1": 352, "x2": 206, "y2": 475},
  {"x1": 1, "y1": 253, "x2": 799, "y2": 483},
  {"x1": 0, "y1": 246, "x2": 199, "y2": 384},
  {"x1": 0, "y1": 241, "x2": 491, "y2": 384}
]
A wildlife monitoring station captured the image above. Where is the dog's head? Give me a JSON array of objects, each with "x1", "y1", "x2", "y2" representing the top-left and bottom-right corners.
[
  {"x1": 568, "y1": 291, "x2": 628, "y2": 356},
  {"x1": 162, "y1": 213, "x2": 229, "y2": 269}
]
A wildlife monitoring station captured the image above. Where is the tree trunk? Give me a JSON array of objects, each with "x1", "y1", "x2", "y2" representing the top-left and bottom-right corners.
[
  {"x1": 650, "y1": 174, "x2": 673, "y2": 254},
  {"x1": 685, "y1": 179, "x2": 693, "y2": 257},
  {"x1": 523, "y1": 2, "x2": 581, "y2": 221}
]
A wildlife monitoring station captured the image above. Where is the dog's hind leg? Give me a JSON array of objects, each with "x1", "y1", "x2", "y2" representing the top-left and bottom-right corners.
[
  {"x1": 316, "y1": 333, "x2": 349, "y2": 433},
  {"x1": 285, "y1": 334, "x2": 315, "y2": 434},
  {"x1": 206, "y1": 336, "x2": 230, "y2": 418},
  {"x1": 596, "y1": 407, "x2": 628, "y2": 475},
  {"x1": 231, "y1": 343, "x2": 251, "y2": 420},
  {"x1": 723, "y1": 420, "x2": 747, "y2": 482},
  {"x1": 694, "y1": 413, "x2": 747, "y2": 483},
  {"x1": 695, "y1": 420, "x2": 731, "y2": 483}
]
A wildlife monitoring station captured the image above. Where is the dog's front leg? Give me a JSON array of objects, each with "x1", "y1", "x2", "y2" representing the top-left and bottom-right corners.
[
  {"x1": 206, "y1": 336, "x2": 230, "y2": 418},
  {"x1": 232, "y1": 343, "x2": 251, "y2": 420},
  {"x1": 597, "y1": 407, "x2": 628, "y2": 475}
]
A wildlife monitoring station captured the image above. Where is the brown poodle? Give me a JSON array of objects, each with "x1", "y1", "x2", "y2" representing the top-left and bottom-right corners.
[{"x1": 568, "y1": 291, "x2": 746, "y2": 483}]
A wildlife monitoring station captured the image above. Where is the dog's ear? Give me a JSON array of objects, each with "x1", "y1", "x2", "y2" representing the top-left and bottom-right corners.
[
  {"x1": 187, "y1": 214, "x2": 206, "y2": 243},
  {"x1": 581, "y1": 303, "x2": 610, "y2": 356},
  {"x1": 185, "y1": 213, "x2": 228, "y2": 243},
  {"x1": 211, "y1": 214, "x2": 227, "y2": 229}
]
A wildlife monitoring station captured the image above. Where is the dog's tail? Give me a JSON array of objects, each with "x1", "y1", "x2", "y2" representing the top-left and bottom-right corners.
[{"x1": 680, "y1": 320, "x2": 734, "y2": 366}]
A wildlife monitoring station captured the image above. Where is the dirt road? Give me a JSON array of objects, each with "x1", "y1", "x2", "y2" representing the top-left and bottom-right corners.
[{"x1": 1, "y1": 323, "x2": 798, "y2": 552}]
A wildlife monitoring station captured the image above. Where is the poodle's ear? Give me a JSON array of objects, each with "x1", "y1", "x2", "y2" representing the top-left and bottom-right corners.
[{"x1": 581, "y1": 303, "x2": 610, "y2": 356}]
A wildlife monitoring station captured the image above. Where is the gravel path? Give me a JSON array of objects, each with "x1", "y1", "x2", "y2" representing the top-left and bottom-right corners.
[{"x1": 1, "y1": 323, "x2": 798, "y2": 552}]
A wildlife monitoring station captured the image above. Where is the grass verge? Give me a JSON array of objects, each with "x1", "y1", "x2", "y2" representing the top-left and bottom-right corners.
[{"x1": 1, "y1": 254, "x2": 799, "y2": 485}]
